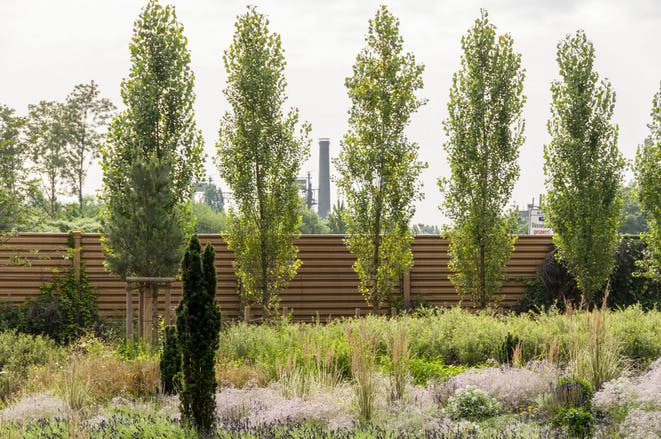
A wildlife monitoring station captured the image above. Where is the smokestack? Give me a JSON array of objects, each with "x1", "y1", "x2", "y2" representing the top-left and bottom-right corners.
[{"x1": 318, "y1": 138, "x2": 330, "y2": 218}]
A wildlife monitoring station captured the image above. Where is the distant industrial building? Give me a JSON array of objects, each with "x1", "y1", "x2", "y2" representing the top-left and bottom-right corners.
[
  {"x1": 518, "y1": 195, "x2": 552, "y2": 235},
  {"x1": 296, "y1": 138, "x2": 331, "y2": 218}
]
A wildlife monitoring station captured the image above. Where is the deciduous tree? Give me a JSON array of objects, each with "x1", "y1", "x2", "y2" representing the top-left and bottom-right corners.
[
  {"x1": 217, "y1": 6, "x2": 310, "y2": 316},
  {"x1": 26, "y1": 100, "x2": 70, "y2": 218},
  {"x1": 335, "y1": 6, "x2": 426, "y2": 310},
  {"x1": 65, "y1": 81, "x2": 115, "y2": 215},
  {"x1": 440, "y1": 10, "x2": 525, "y2": 307},
  {"x1": 635, "y1": 83, "x2": 661, "y2": 281},
  {"x1": 0, "y1": 104, "x2": 29, "y2": 230},
  {"x1": 544, "y1": 30, "x2": 625, "y2": 303}
]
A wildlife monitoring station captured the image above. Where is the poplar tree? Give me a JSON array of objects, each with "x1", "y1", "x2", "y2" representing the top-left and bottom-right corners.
[
  {"x1": 0, "y1": 104, "x2": 28, "y2": 230},
  {"x1": 440, "y1": 10, "x2": 525, "y2": 307},
  {"x1": 101, "y1": 0, "x2": 204, "y2": 279},
  {"x1": 635, "y1": 83, "x2": 661, "y2": 281},
  {"x1": 217, "y1": 6, "x2": 310, "y2": 317},
  {"x1": 335, "y1": 6, "x2": 426, "y2": 310},
  {"x1": 544, "y1": 30, "x2": 625, "y2": 304}
]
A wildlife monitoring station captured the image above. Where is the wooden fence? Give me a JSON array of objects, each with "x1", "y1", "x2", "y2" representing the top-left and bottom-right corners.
[{"x1": 0, "y1": 233, "x2": 553, "y2": 321}]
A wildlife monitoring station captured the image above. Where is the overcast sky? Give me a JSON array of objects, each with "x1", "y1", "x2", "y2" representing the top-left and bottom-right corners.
[{"x1": 1, "y1": 0, "x2": 659, "y2": 225}]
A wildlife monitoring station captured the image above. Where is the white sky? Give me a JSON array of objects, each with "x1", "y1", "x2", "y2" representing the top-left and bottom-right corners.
[{"x1": 1, "y1": 0, "x2": 659, "y2": 226}]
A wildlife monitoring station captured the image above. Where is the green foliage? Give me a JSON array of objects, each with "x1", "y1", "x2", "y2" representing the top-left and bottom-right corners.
[
  {"x1": 25, "y1": 100, "x2": 70, "y2": 218},
  {"x1": 192, "y1": 201, "x2": 226, "y2": 234},
  {"x1": 335, "y1": 6, "x2": 426, "y2": 310},
  {"x1": 618, "y1": 183, "x2": 647, "y2": 235},
  {"x1": 446, "y1": 385, "x2": 502, "y2": 421},
  {"x1": 498, "y1": 332, "x2": 520, "y2": 365},
  {"x1": 516, "y1": 239, "x2": 661, "y2": 313},
  {"x1": 0, "y1": 104, "x2": 30, "y2": 231},
  {"x1": 44, "y1": 262, "x2": 98, "y2": 343},
  {"x1": 541, "y1": 376, "x2": 594, "y2": 435},
  {"x1": 217, "y1": 7, "x2": 310, "y2": 317},
  {"x1": 563, "y1": 407, "x2": 595, "y2": 438},
  {"x1": 541, "y1": 375, "x2": 593, "y2": 415},
  {"x1": 544, "y1": 30, "x2": 625, "y2": 303},
  {"x1": 595, "y1": 237, "x2": 661, "y2": 310},
  {"x1": 408, "y1": 357, "x2": 466, "y2": 385},
  {"x1": 0, "y1": 256, "x2": 99, "y2": 344},
  {"x1": 300, "y1": 207, "x2": 330, "y2": 234},
  {"x1": 63, "y1": 81, "x2": 115, "y2": 214},
  {"x1": 0, "y1": 330, "x2": 64, "y2": 401},
  {"x1": 202, "y1": 180, "x2": 224, "y2": 213},
  {"x1": 159, "y1": 325, "x2": 181, "y2": 395},
  {"x1": 635, "y1": 82, "x2": 661, "y2": 281},
  {"x1": 176, "y1": 236, "x2": 221, "y2": 434},
  {"x1": 440, "y1": 10, "x2": 525, "y2": 308},
  {"x1": 411, "y1": 223, "x2": 440, "y2": 235},
  {"x1": 101, "y1": 0, "x2": 203, "y2": 278},
  {"x1": 324, "y1": 199, "x2": 347, "y2": 234},
  {"x1": 215, "y1": 308, "x2": 661, "y2": 375}
]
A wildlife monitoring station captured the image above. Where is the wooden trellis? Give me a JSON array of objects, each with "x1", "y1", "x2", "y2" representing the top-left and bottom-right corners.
[{"x1": 125, "y1": 276, "x2": 175, "y2": 342}]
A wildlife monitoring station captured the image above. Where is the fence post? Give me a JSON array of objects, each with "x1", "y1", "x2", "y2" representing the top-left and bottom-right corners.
[
  {"x1": 126, "y1": 282, "x2": 133, "y2": 340},
  {"x1": 72, "y1": 231, "x2": 82, "y2": 283},
  {"x1": 243, "y1": 305, "x2": 250, "y2": 323},
  {"x1": 403, "y1": 269, "x2": 411, "y2": 308}
]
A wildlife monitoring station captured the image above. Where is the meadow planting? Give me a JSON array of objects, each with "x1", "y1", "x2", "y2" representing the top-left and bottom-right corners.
[{"x1": 0, "y1": 306, "x2": 659, "y2": 438}]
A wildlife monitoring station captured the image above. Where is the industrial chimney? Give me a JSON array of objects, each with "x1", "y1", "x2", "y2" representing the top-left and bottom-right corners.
[{"x1": 318, "y1": 138, "x2": 330, "y2": 218}]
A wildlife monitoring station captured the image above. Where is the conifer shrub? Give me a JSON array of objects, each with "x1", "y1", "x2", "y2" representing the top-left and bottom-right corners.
[
  {"x1": 176, "y1": 235, "x2": 221, "y2": 435},
  {"x1": 159, "y1": 325, "x2": 181, "y2": 395},
  {"x1": 498, "y1": 332, "x2": 520, "y2": 365}
]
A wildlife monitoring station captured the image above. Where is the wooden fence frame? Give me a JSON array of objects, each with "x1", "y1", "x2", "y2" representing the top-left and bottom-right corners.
[{"x1": 0, "y1": 233, "x2": 553, "y2": 322}]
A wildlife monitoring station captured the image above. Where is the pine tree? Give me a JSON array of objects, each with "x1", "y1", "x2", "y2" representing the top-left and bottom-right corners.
[
  {"x1": 176, "y1": 235, "x2": 221, "y2": 434},
  {"x1": 101, "y1": 0, "x2": 203, "y2": 279}
]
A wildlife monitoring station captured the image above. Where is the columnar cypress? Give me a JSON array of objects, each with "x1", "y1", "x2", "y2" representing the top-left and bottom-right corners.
[
  {"x1": 176, "y1": 235, "x2": 221, "y2": 434},
  {"x1": 159, "y1": 325, "x2": 181, "y2": 395}
]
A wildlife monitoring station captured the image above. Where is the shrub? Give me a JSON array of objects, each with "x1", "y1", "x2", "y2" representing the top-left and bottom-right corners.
[
  {"x1": 497, "y1": 332, "x2": 520, "y2": 365},
  {"x1": 159, "y1": 325, "x2": 181, "y2": 395},
  {"x1": 409, "y1": 357, "x2": 466, "y2": 385},
  {"x1": 0, "y1": 331, "x2": 64, "y2": 401},
  {"x1": 594, "y1": 237, "x2": 661, "y2": 310},
  {"x1": 563, "y1": 407, "x2": 595, "y2": 438},
  {"x1": 439, "y1": 361, "x2": 560, "y2": 410},
  {"x1": 516, "y1": 239, "x2": 661, "y2": 313},
  {"x1": 540, "y1": 375, "x2": 593, "y2": 427},
  {"x1": 0, "y1": 255, "x2": 99, "y2": 344},
  {"x1": 40, "y1": 258, "x2": 99, "y2": 343},
  {"x1": 445, "y1": 385, "x2": 501, "y2": 421},
  {"x1": 176, "y1": 236, "x2": 221, "y2": 434}
]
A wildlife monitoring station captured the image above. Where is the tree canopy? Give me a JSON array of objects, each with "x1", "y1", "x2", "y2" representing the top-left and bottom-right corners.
[
  {"x1": 440, "y1": 10, "x2": 525, "y2": 307},
  {"x1": 217, "y1": 6, "x2": 310, "y2": 316},
  {"x1": 101, "y1": 0, "x2": 204, "y2": 278},
  {"x1": 544, "y1": 30, "x2": 624, "y2": 303}
]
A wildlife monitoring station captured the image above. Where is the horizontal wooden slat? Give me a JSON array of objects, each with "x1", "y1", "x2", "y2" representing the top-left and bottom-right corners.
[{"x1": 0, "y1": 233, "x2": 553, "y2": 321}]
